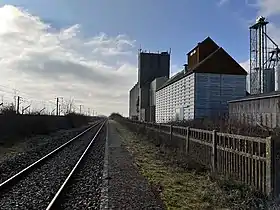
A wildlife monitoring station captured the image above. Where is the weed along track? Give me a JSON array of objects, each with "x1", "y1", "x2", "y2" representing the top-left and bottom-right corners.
[{"x1": 0, "y1": 120, "x2": 107, "y2": 210}]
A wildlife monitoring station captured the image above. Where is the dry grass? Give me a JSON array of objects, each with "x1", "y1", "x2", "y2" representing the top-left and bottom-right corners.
[{"x1": 113, "y1": 120, "x2": 268, "y2": 210}]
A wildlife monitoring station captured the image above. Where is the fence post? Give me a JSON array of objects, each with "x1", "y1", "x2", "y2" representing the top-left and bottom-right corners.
[
  {"x1": 266, "y1": 136, "x2": 274, "y2": 197},
  {"x1": 185, "y1": 127, "x2": 190, "y2": 155},
  {"x1": 170, "y1": 125, "x2": 173, "y2": 141},
  {"x1": 266, "y1": 136, "x2": 279, "y2": 197},
  {"x1": 211, "y1": 130, "x2": 217, "y2": 173},
  {"x1": 266, "y1": 135, "x2": 280, "y2": 199}
]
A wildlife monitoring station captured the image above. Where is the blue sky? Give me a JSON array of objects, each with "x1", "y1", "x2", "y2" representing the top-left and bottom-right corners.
[
  {"x1": 0, "y1": 0, "x2": 272, "y2": 70},
  {"x1": 0, "y1": 1, "x2": 279, "y2": 115}
]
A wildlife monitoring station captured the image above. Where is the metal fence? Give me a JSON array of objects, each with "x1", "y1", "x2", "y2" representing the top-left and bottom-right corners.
[{"x1": 119, "y1": 118, "x2": 280, "y2": 198}]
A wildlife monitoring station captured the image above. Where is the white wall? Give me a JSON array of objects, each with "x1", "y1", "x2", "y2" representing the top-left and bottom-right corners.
[
  {"x1": 129, "y1": 83, "x2": 139, "y2": 118},
  {"x1": 150, "y1": 77, "x2": 168, "y2": 106},
  {"x1": 155, "y1": 73, "x2": 195, "y2": 123},
  {"x1": 156, "y1": 73, "x2": 246, "y2": 123}
]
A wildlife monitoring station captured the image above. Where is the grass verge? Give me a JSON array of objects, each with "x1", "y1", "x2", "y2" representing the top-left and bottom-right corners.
[{"x1": 112, "y1": 120, "x2": 268, "y2": 210}]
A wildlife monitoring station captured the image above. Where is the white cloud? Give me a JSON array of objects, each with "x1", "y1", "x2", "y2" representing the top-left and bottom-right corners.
[
  {"x1": 0, "y1": 5, "x2": 137, "y2": 116},
  {"x1": 217, "y1": 0, "x2": 230, "y2": 7},
  {"x1": 255, "y1": 0, "x2": 280, "y2": 17},
  {"x1": 267, "y1": 22, "x2": 280, "y2": 45},
  {"x1": 245, "y1": 0, "x2": 280, "y2": 17}
]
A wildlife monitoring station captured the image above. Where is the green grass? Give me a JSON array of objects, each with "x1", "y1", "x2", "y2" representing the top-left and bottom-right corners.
[{"x1": 112, "y1": 120, "x2": 268, "y2": 210}]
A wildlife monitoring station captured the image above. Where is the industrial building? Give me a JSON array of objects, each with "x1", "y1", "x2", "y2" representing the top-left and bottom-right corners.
[
  {"x1": 229, "y1": 92, "x2": 280, "y2": 128},
  {"x1": 129, "y1": 83, "x2": 139, "y2": 120},
  {"x1": 228, "y1": 16, "x2": 280, "y2": 128},
  {"x1": 149, "y1": 76, "x2": 168, "y2": 122},
  {"x1": 129, "y1": 50, "x2": 170, "y2": 121},
  {"x1": 249, "y1": 16, "x2": 280, "y2": 95},
  {"x1": 128, "y1": 16, "x2": 280, "y2": 129},
  {"x1": 155, "y1": 37, "x2": 247, "y2": 123}
]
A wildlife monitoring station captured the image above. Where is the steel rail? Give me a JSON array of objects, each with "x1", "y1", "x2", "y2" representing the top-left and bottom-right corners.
[
  {"x1": 0, "y1": 120, "x2": 104, "y2": 191},
  {"x1": 46, "y1": 120, "x2": 107, "y2": 210}
]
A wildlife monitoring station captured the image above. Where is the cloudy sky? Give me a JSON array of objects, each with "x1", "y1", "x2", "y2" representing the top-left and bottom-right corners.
[{"x1": 0, "y1": 0, "x2": 279, "y2": 116}]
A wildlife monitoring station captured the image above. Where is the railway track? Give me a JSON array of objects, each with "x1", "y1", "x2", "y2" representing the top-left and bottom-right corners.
[{"x1": 0, "y1": 119, "x2": 107, "y2": 209}]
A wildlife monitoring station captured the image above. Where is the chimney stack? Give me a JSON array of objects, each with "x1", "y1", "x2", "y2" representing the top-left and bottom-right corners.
[{"x1": 183, "y1": 64, "x2": 188, "y2": 74}]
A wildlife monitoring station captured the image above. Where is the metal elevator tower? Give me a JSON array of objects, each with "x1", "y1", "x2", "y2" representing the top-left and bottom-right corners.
[{"x1": 250, "y1": 16, "x2": 280, "y2": 94}]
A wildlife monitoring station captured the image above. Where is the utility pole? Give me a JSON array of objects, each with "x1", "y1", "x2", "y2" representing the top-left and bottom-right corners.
[
  {"x1": 56, "y1": 98, "x2": 59, "y2": 116},
  {"x1": 17, "y1": 96, "x2": 21, "y2": 114},
  {"x1": 80, "y1": 105, "x2": 82, "y2": 114},
  {"x1": 69, "y1": 103, "x2": 72, "y2": 114}
]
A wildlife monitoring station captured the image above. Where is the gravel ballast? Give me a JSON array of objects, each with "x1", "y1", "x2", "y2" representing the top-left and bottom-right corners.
[
  {"x1": 107, "y1": 120, "x2": 164, "y2": 209},
  {"x1": 0, "y1": 125, "x2": 90, "y2": 183},
  {"x1": 0, "y1": 124, "x2": 102, "y2": 210},
  {"x1": 58, "y1": 126, "x2": 106, "y2": 209}
]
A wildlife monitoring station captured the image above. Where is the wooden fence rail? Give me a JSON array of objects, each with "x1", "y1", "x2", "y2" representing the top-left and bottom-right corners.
[{"x1": 118, "y1": 118, "x2": 280, "y2": 198}]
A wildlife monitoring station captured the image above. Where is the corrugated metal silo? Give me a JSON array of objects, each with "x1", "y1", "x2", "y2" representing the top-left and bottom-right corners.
[
  {"x1": 263, "y1": 68, "x2": 275, "y2": 93},
  {"x1": 275, "y1": 64, "x2": 280, "y2": 91}
]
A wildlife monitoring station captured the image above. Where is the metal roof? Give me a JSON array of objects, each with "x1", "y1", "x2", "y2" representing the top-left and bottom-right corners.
[
  {"x1": 228, "y1": 91, "x2": 280, "y2": 103},
  {"x1": 156, "y1": 47, "x2": 247, "y2": 92}
]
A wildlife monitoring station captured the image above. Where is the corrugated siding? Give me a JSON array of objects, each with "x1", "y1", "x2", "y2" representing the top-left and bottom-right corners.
[
  {"x1": 150, "y1": 77, "x2": 168, "y2": 106},
  {"x1": 156, "y1": 73, "x2": 195, "y2": 123},
  {"x1": 150, "y1": 81, "x2": 156, "y2": 106},
  {"x1": 195, "y1": 73, "x2": 246, "y2": 118},
  {"x1": 229, "y1": 97, "x2": 280, "y2": 128},
  {"x1": 183, "y1": 74, "x2": 195, "y2": 120},
  {"x1": 129, "y1": 84, "x2": 139, "y2": 118}
]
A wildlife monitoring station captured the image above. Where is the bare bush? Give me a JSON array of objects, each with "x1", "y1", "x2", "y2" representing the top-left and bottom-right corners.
[
  {"x1": 168, "y1": 116, "x2": 273, "y2": 138},
  {"x1": 65, "y1": 112, "x2": 90, "y2": 128},
  {"x1": 110, "y1": 113, "x2": 273, "y2": 137},
  {"x1": 0, "y1": 105, "x2": 16, "y2": 116},
  {"x1": 0, "y1": 111, "x2": 91, "y2": 143}
]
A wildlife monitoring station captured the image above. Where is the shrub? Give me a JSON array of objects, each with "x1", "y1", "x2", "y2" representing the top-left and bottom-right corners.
[
  {"x1": 0, "y1": 111, "x2": 92, "y2": 143},
  {"x1": 65, "y1": 112, "x2": 90, "y2": 128},
  {"x1": 0, "y1": 105, "x2": 16, "y2": 116},
  {"x1": 168, "y1": 117, "x2": 272, "y2": 138}
]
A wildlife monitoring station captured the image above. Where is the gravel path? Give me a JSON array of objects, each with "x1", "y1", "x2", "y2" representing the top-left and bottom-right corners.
[
  {"x1": 0, "y1": 124, "x2": 101, "y2": 210},
  {"x1": 0, "y1": 125, "x2": 89, "y2": 183},
  {"x1": 107, "y1": 120, "x2": 164, "y2": 209},
  {"x1": 58, "y1": 126, "x2": 106, "y2": 210}
]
